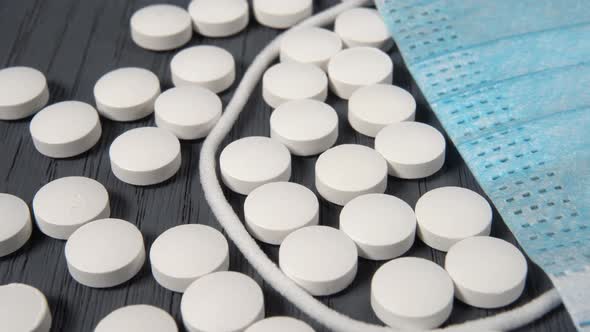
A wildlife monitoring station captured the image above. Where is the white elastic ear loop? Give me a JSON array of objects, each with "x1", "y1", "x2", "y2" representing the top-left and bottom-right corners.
[{"x1": 198, "y1": 0, "x2": 563, "y2": 331}]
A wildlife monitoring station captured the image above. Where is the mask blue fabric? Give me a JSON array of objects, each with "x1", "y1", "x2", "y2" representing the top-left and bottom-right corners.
[{"x1": 376, "y1": 0, "x2": 590, "y2": 330}]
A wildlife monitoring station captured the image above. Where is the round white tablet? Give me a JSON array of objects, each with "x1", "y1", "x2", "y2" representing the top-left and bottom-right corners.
[
  {"x1": 415, "y1": 186, "x2": 492, "y2": 252},
  {"x1": 315, "y1": 144, "x2": 387, "y2": 206},
  {"x1": 262, "y1": 62, "x2": 328, "y2": 108},
  {"x1": 334, "y1": 8, "x2": 392, "y2": 50},
  {"x1": 280, "y1": 27, "x2": 342, "y2": 71},
  {"x1": 33, "y1": 176, "x2": 110, "y2": 240},
  {"x1": 374, "y1": 122, "x2": 445, "y2": 179},
  {"x1": 181, "y1": 271, "x2": 265, "y2": 332},
  {"x1": 219, "y1": 136, "x2": 291, "y2": 195},
  {"x1": 94, "y1": 67, "x2": 160, "y2": 121},
  {"x1": 445, "y1": 236, "x2": 527, "y2": 308},
  {"x1": 0, "y1": 66, "x2": 49, "y2": 120},
  {"x1": 279, "y1": 226, "x2": 357, "y2": 296},
  {"x1": 0, "y1": 283, "x2": 52, "y2": 332},
  {"x1": 189, "y1": 0, "x2": 249, "y2": 37},
  {"x1": 65, "y1": 218, "x2": 145, "y2": 288},
  {"x1": 340, "y1": 194, "x2": 415, "y2": 260},
  {"x1": 246, "y1": 316, "x2": 314, "y2": 332},
  {"x1": 109, "y1": 127, "x2": 181, "y2": 186},
  {"x1": 0, "y1": 194, "x2": 32, "y2": 257},
  {"x1": 150, "y1": 224, "x2": 229, "y2": 292},
  {"x1": 270, "y1": 99, "x2": 338, "y2": 156},
  {"x1": 130, "y1": 4, "x2": 192, "y2": 51},
  {"x1": 95, "y1": 305, "x2": 177, "y2": 332},
  {"x1": 253, "y1": 0, "x2": 312, "y2": 29},
  {"x1": 154, "y1": 86, "x2": 222, "y2": 140},
  {"x1": 244, "y1": 182, "x2": 318, "y2": 245},
  {"x1": 170, "y1": 45, "x2": 235, "y2": 93},
  {"x1": 327, "y1": 47, "x2": 393, "y2": 99},
  {"x1": 371, "y1": 257, "x2": 453, "y2": 329},
  {"x1": 348, "y1": 84, "x2": 416, "y2": 137},
  {"x1": 30, "y1": 101, "x2": 102, "y2": 158}
]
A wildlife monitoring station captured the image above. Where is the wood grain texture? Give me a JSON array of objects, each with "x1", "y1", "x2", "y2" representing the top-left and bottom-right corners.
[{"x1": 0, "y1": 0, "x2": 575, "y2": 331}]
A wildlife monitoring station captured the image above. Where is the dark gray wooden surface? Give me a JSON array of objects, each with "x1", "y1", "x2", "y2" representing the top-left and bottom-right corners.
[{"x1": 0, "y1": 0, "x2": 575, "y2": 331}]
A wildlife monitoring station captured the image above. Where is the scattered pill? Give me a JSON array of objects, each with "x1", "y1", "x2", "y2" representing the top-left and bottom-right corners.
[
  {"x1": 327, "y1": 47, "x2": 393, "y2": 99},
  {"x1": 109, "y1": 127, "x2": 181, "y2": 186},
  {"x1": 33, "y1": 176, "x2": 110, "y2": 240},
  {"x1": 315, "y1": 144, "x2": 387, "y2": 206},
  {"x1": 189, "y1": 0, "x2": 249, "y2": 37},
  {"x1": 220, "y1": 136, "x2": 291, "y2": 195},
  {"x1": 246, "y1": 316, "x2": 315, "y2": 332},
  {"x1": 340, "y1": 194, "x2": 415, "y2": 260},
  {"x1": 253, "y1": 0, "x2": 312, "y2": 29},
  {"x1": 262, "y1": 62, "x2": 328, "y2": 108},
  {"x1": 270, "y1": 99, "x2": 338, "y2": 156},
  {"x1": 95, "y1": 305, "x2": 178, "y2": 332},
  {"x1": 371, "y1": 257, "x2": 453, "y2": 329},
  {"x1": 94, "y1": 67, "x2": 160, "y2": 121},
  {"x1": 171, "y1": 45, "x2": 235, "y2": 93},
  {"x1": 279, "y1": 225, "x2": 357, "y2": 296},
  {"x1": 334, "y1": 8, "x2": 392, "y2": 50},
  {"x1": 29, "y1": 101, "x2": 102, "y2": 158},
  {"x1": 415, "y1": 186, "x2": 492, "y2": 251},
  {"x1": 280, "y1": 27, "x2": 342, "y2": 71},
  {"x1": 374, "y1": 122, "x2": 445, "y2": 179},
  {"x1": 244, "y1": 182, "x2": 318, "y2": 245},
  {"x1": 150, "y1": 224, "x2": 229, "y2": 292},
  {"x1": 348, "y1": 84, "x2": 416, "y2": 137},
  {"x1": 130, "y1": 4, "x2": 192, "y2": 51},
  {"x1": 445, "y1": 236, "x2": 527, "y2": 308},
  {"x1": 155, "y1": 86, "x2": 222, "y2": 140},
  {"x1": 65, "y1": 218, "x2": 145, "y2": 288},
  {"x1": 0, "y1": 66, "x2": 49, "y2": 120},
  {"x1": 0, "y1": 193, "x2": 32, "y2": 257},
  {"x1": 181, "y1": 271, "x2": 265, "y2": 332},
  {"x1": 0, "y1": 283, "x2": 52, "y2": 332}
]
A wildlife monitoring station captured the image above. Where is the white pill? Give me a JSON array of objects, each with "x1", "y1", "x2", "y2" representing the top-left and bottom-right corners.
[
  {"x1": 253, "y1": 0, "x2": 312, "y2": 29},
  {"x1": 340, "y1": 194, "x2": 415, "y2": 260},
  {"x1": 33, "y1": 176, "x2": 110, "y2": 240},
  {"x1": 244, "y1": 182, "x2": 318, "y2": 245},
  {"x1": 29, "y1": 101, "x2": 101, "y2": 158},
  {"x1": 181, "y1": 271, "x2": 265, "y2": 332},
  {"x1": 262, "y1": 62, "x2": 328, "y2": 108},
  {"x1": 334, "y1": 8, "x2": 392, "y2": 50},
  {"x1": 0, "y1": 66, "x2": 49, "y2": 120},
  {"x1": 327, "y1": 47, "x2": 393, "y2": 99},
  {"x1": 189, "y1": 0, "x2": 249, "y2": 37},
  {"x1": 65, "y1": 218, "x2": 145, "y2": 288},
  {"x1": 220, "y1": 136, "x2": 291, "y2": 195},
  {"x1": 280, "y1": 27, "x2": 342, "y2": 71},
  {"x1": 150, "y1": 224, "x2": 229, "y2": 293},
  {"x1": 0, "y1": 194, "x2": 32, "y2": 257},
  {"x1": 348, "y1": 84, "x2": 416, "y2": 137},
  {"x1": 109, "y1": 127, "x2": 181, "y2": 186},
  {"x1": 279, "y1": 225, "x2": 357, "y2": 296},
  {"x1": 130, "y1": 4, "x2": 192, "y2": 51},
  {"x1": 0, "y1": 283, "x2": 52, "y2": 332},
  {"x1": 415, "y1": 186, "x2": 492, "y2": 252},
  {"x1": 95, "y1": 305, "x2": 178, "y2": 332},
  {"x1": 374, "y1": 122, "x2": 445, "y2": 179},
  {"x1": 270, "y1": 99, "x2": 338, "y2": 156},
  {"x1": 94, "y1": 67, "x2": 160, "y2": 121},
  {"x1": 371, "y1": 257, "x2": 454, "y2": 329},
  {"x1": 171, "y1": 45, "x2": 235, "y2": 93},
  {"x1": 315, "y1": 144, "x2": 387, "y2": 206},
  {"x1": 246, "y1": 316, "x2": 314, "y2": 332},
  {"x1": 445, "y1": 236, "x2": 527, "y2": 308},
  {"x1": 155, "y1": 86, "x2": 221, "y2": 140}
]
